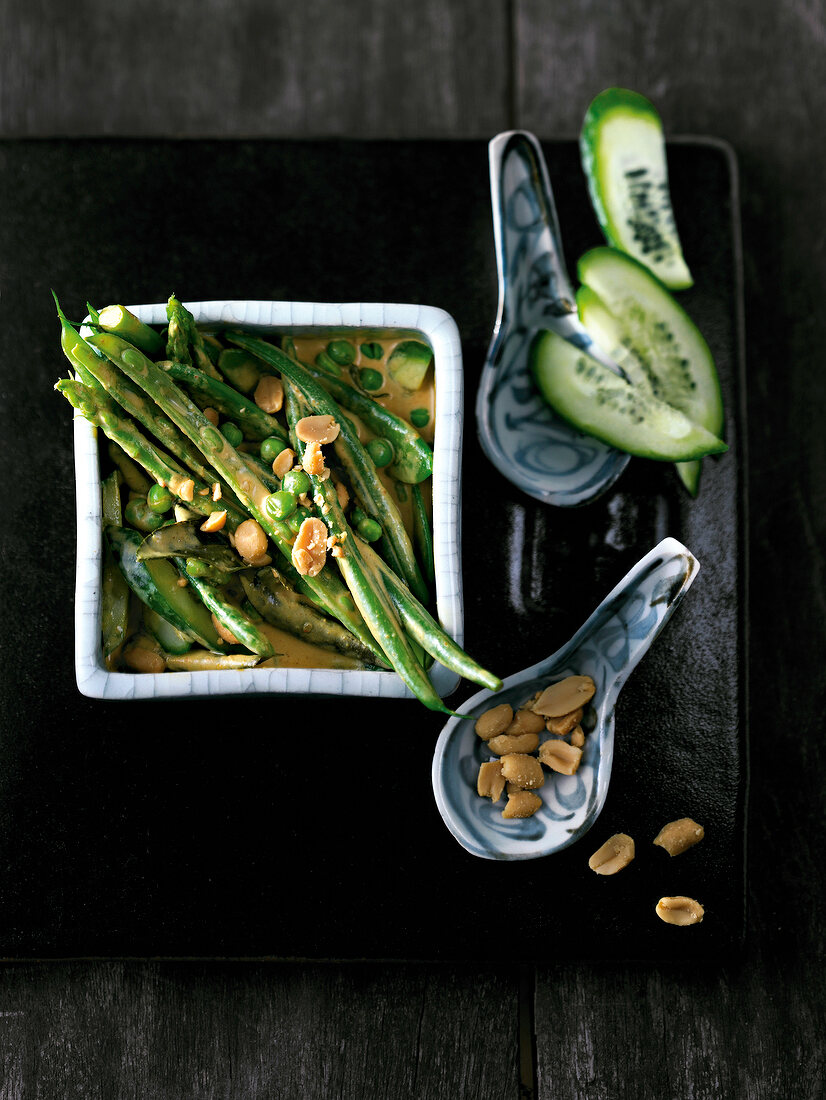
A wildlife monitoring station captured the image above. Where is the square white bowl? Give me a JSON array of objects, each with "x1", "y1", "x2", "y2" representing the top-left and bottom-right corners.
[{"x1": 73, "y1": 300, "x2": 464, "y2": 701}]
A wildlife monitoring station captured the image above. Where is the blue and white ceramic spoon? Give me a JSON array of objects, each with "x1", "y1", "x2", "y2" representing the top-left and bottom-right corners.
[
  {"x1": 476, "y1": 129, "x2": 631, "y2": 507},
  {"x1": 432, "y1": 538, "x2": 698, "y2": 860}
]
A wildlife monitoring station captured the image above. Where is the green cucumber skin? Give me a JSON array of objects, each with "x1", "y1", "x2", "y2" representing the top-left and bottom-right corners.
[
  {"x1": 530, "y1": 329, "x2": 727, "y2": 463},
  {"x1": 575, "y1": 279, "x2": 719, "y2": 497},
  {"x1": 143, "y1": 606, "x2": 194, "y2": 655},
  {"x1": 577, "y1": 248, "x2": 724, "y2": 437},
  {"x1": 106, "y1": 525, "x2": 222, "y2": 651},
  {"x1": 580, "y1": 87, "x2": 693, "y2": 290}
]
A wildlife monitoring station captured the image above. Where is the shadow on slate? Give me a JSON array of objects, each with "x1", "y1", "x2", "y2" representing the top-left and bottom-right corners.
[{"x1": 0, "y1": 138, "x2": 746, "y2": 961}]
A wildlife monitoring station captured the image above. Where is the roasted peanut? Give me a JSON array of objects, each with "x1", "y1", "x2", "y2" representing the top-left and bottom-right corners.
[
  {"x1": 588, "y1": 833, "x2": 635, "y2": 875},
  {"x1": 474, "y1": 703, "x2": 513, "y2": 741},
  {"x1": 545, "y1": 707, "x2": 584, "y2": 736},
  {"x1": 123, "y1": 642, "x2": 166, "y2": 674},
  {"x1": 653, "y1": 818, "x2": 705, "y2": 857},
  {"x1": 235, "y1": 518, "x2": 269, "y2": 563},
  {"x1": 500, "y1": 753, "x2": 544, "y2": 790},
  {"x1": 655, "y1": 896, "x2": 705, "y2": 926},
  {"x1": 203, "y1": 406, "x2": 220, "y2": 426},
  {"x1": 502, "y1": 791, "x2": 543, "y2": 819},
  {"x1": 477, "y1": 761, "x2": 506, "y2": 802},
  {"x1": 291, "y1": 516, "x2": 328, "y2": 577},
  {"x1": 200, "y1": 509, "x2": 227, "y2": 533},
  {"x1": 570, "y1": 725, "x2": 585, "y2": 748},
  {"x1": 487, "y1": 732, "x2": 540, "y2": 756},
  {"x1": 532, "y1": 675, "x2": 596, "y2": 717},
  {"x1": 295, "y1": 414, "x2": 340, "y2": 445},
  {"x1": 303, "y1": 439, "x2": 328, "y2": 477},
  {"x1": 505, "y1": 709, "x2": 545, "y2": 736},
  {"x1": 538, "y1": 738, "x2": 582, "y2": 775},
  {"x1": 254, "y1": 375, "x2": 284, "y2": 413},
  {"x1": 271, "y1": 447, "x2": 295, "y2": 479}
]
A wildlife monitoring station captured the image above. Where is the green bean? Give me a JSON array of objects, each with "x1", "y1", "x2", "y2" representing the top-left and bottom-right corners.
[
  {"x1": 228, "y1": 331, "x2": 429, "y2": 603},
  {"x1": 97, "y1": 304, "x2": 165, "y2": 357},
  {"x1": 158, "y1": 357, "x2": 288, "y2": 442}
]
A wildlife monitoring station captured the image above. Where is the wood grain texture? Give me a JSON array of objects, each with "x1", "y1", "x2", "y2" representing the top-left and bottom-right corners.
[
  {"x1": 0, "y1": 0, "x2": 511, "y2": 137},
  {"x1": 0, "y1": 963, "x2": 520, "y2": 1099},
  {"x1": 517, "y1": 1, "x2": 826, "y2": 1096}
]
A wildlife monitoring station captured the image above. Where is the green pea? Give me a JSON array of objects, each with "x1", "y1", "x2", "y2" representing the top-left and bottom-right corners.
[
  {"x1": 410, "y1": 407, "x2": 430, "y2": 428},
  {"x1": 327, "y1": 339, "x2": 356, "y2": 365},
  {"x1": 356, "y1": 516, "x2": 383, "y2": 543},
  {"x1": 184, "y1": 557, "x2": 229, "y2": 584},
  {"x1": 147, "y1": 484, "x2": 174, "y2": 514},
  {"x1": 125, "y1": 497, "x2": 165, "y2": 533},
  {"x1": 282, "y1": 469, "x2": 311, "y2": 496},
  {"x1": 221, "y1": 422, "x2": 243, "y2": 447},
  {"x1": 315, "y1": 350, "x2": 342, "y2": 376},
  {"x1": 359, "y1": 367, "x2": 384, "y2": 392},
  {"x1": 265, "y1": 490, "x2": 297, "y2": 520},
  {"x1": 366, "y1": 438, "x2": 394, "y2": 467},
  {"x1": 260, "y1": 435, "x2": 286, "y2": 463},
  {"x1": 351, "y1": 506, "x2": 367, "y2": 527},
  {"x1": 287, "y1": 506, "x2": 312, "y2": 534},
  {"x1": 360, "y1": 342, "x2": 384, "y2": 360}
]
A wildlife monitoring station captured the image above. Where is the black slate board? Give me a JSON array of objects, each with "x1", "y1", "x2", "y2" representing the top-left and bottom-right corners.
[{"x1": 0, "y1": 138, "x2": 746, "y2": 961}]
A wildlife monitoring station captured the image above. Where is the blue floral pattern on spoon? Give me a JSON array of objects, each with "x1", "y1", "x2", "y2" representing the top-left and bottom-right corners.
[
  {"x1": 477, "y1": 130, "x2": 630, "y2": 507},
  {"x1": 432, "y1": 538, "x2": 698, "y2": 860}
]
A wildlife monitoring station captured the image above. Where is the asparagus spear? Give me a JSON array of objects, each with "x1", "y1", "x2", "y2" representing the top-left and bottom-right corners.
[
  {"x1": 56, "y1": 378, "x2": 248, "y2": 530},
  {"x1": 157, "y1": 358, "x2": 288, "y2": 443},
  {"x1": 283, "y1": 382, "x2": 453, "y2": 713},
  {"x1": 83, "y1": 328, "x2": 385, "y2": 664},
  {"x1": 227, "y1": 331, "x2": 430, "y2": 604},
  {"x1": 96, "y1": 304, "x2": 165, "y2": 357},
  {"x1": 166, "y1": 295, "x2": 222, "y2": 379}
]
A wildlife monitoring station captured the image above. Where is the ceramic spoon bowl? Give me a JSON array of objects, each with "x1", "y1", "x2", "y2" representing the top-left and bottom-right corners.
[
  {"x1": 476, "y1": 129, "x2": 630, "y2": 507},
  {"x1": 432, "y1": 538, "x2": 699, "y2": 860}
]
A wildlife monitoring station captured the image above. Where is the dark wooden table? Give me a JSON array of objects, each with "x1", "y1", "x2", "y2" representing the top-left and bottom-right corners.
[{"x1": 1, "y1": 2, "x2": 823, "y2": 1096}]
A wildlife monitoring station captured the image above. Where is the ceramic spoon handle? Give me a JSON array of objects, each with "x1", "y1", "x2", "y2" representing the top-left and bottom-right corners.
[
  {"x1": 566, "y1": 537, "x2": 700, "y2": 707},
  {"x1": 488, "y1": 130, "x2": 578, "y2": 330}
]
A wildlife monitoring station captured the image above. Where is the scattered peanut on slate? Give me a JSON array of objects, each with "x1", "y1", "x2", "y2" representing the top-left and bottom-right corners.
[{"x1": 474, "y1": 674, "x2": 596, "y2": 820}]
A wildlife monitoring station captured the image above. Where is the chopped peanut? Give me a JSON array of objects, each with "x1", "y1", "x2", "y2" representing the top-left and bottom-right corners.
[
  {"x1": 500, "y1": 753, "x2": 544, "y2": 790},
  {"x1": 477, "y1": 761, "x2": 506, "y2": 802},
  {"x1": 272, "y1": 447, "x2": 295, "y2": 479},
  {"x1": 570, "y1": 725, "x2": 585, "y2": 748},
  {"x1": 291, "y1": 517, "x2": 328, "y2": 576},
  {"x1": 487, "y1": 732, "x2": 540, "y2": 756},
  {"x1": 474, "y1": 703, "x2": 513, "y2": 741},
  {"x1": 203, "y1": 407, "x2": 220, "y2": 426},
  {"x1": 296, "y1": 414, "x2": 340, "y2": 445},
  {"x1": 545, "y1": 707, "x2": 583, "y2": 736},
  {"x1": 235, "y1": 518, "x2": 269, "y2": 563},
  {"x1": 212, "y1": 482, "x2": 222, "y2": 501},
  {"x1": 588, "y1": 833, "x2": 635, "y2": 875},
  {"x1": 178, "y1": 478, "x2": 195, "y2": 503},
  {"x1": 653, "y1": 818, "x2": 705, "y2": 857},
  {"x1": 200, "y1": 510, "x2": 227, "y2": 533},
  {"x1": 123, "y1": 643, "x2": 166, "y2": 674},
  {"x1": 502, "y1": 791, "x2": 542, "y2": 819},
  {"x1": 505, "y1": 709, "x2": 545, "y2": 736},
  {"x1": 254, "y1": 375, "x2": 284, "y2": 413},
  {"x1": 303, "y1": 440, "x2": 327, "y2": 477},
  {"x1": 655, "y1": 896, "x2": 704, "y2": 926},
  {"x1": 538, "y1": 738, "x2": 582, "y2": 776},
  {"x1": 532, "y1": 676, "x2": 596, "y2": 717}
]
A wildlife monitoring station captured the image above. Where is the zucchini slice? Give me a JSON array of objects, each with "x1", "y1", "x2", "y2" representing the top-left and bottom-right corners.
[
  {"x1": 529, "y1": 329, "x2": 727, "y2": 462},
  {"x1": 106, "y1": 525, "x2": 223, "y2": 651},
  {"x1": 580, "y1": 88, "x2": 693, "y2": 290}
]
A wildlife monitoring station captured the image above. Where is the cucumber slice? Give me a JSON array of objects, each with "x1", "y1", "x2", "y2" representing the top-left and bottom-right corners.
[
  {"x1": 577, "y1": 247, "x2": 723, "y2": 432},
  {"x1": 580, "y1": 88, "x2": 693, "y2": 290},
  {"x1": 387, "y1": 340, "x2": 433, "y2": 392},
  {"x1": 184, "y1": 572, "x2": 275, "y2": 658},
  {"x1": 143, "y1": 606, "x2": 194, "y2": 655},
  {"x1": 106, "y1": 525, "x2": 223, "y2": 651},
  {"x1": 530, "y1": 329, "x2": 727, "y2": 462},
  {"x1": 576, "y1": 284, "x2": 708, "y2": 495}
]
